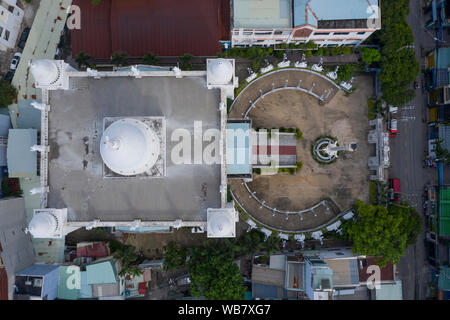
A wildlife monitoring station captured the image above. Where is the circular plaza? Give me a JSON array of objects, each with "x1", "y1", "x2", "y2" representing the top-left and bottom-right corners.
[{"x1": 229, "y1": 68, "x2": 372, "y2": 233}]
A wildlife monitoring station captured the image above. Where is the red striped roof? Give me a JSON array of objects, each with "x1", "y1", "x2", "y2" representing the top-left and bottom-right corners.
[
  {"x1": 77, "y1": 241, "x2": 110, "y2": 258},
  {"x1": 71, "y1": 0, "x2": 230, "y2": 58}
]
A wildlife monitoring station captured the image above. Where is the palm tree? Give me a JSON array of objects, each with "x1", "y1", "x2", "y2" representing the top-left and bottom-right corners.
[
  {"x1": 75, "y1": 51, "x2": 92, "y2": 69},
  {"x1": 143, "y1": 52, "x2": 159, "y2": 66},
  {"x1": 178, "y1": 53, "x2": 193, "y2": 70},
  {"x1": 111, "y1": 51, "x2": 128, "y2": 67},
  {"x1": 237, "y1": 230, "x2": 265, "y2": 256},
  {"x1": 262, "y1": 235, "x2": 282, "y2": 257}
]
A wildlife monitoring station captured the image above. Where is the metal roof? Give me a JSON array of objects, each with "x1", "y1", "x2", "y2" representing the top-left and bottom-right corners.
[
  {"x1": 58, "y1": 266, "x2": 80, "y2": 300},
  {"x1": 439, "y1": 187, "x2": 450, "y2": 236},
  {"x1": 86, "y1": 260, "x2": 118, "y2": 285},
  {"x1": 438, "y1": 266, "x2": 450, "y2": 291},
  {"x1": 226, "y1": 122, "x2": 251, "y2": 175},
  {"x1": 375, "y1": 280, "x2": 403, "y2": 300},
  {"x1": 233, "y1": 0, "x2": 291, "y2": 28},
  {"x1": 16, "y1": 264, "x2": 59, "y2": 277},
  {"x1": 16, "y1": 100, "x2": 41, "y2": 130},
  {"x1": 6, "y1": 129, "x2": 37, "y2": 178},
  {"x1": 71, "y1": 0, "x2": 230, "y2": 58},
  {"x1": 32, "y1": 238, "x2": 66, "y2": 264},
  {"x1": 293, "y1": 0, "x2": 379, "y2": 27}
]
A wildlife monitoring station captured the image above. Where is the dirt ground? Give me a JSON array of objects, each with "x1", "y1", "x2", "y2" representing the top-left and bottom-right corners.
[{"x1": 230, "y1": 70, "x2": 373, "y2": 231}]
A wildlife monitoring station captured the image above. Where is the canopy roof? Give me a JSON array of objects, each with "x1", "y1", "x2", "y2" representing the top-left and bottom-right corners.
[{"x1": 7, "y1": 129, "x2": 37, "y2": 178}]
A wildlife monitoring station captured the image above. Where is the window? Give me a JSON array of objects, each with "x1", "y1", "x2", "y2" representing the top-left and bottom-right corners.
[
  {"x1": 314, "y1": 32, "x2": 330, "y2": 35},
  {"x1": 357, "y1": 32, "x2": 366, "y2": 35},
  {"x1": 334, "y1": 32, "x2": 349, "y2": 35},
  {"x1": 274, "y1": 30, "x2": 283, "y2": 35},
  {"x1": 3, "y1": 30, "x2": 9, "y2": 41}
]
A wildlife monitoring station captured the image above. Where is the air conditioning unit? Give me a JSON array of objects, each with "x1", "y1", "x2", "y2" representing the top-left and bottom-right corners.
[{"x1": 33, "y1": 278, "x2": 43, "y2": 287}]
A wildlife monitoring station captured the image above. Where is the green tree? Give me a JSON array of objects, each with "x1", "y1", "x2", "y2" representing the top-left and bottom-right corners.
[
  {"x1": 188, "y1": 254, "x2": 245, "y2": 300},
  {"x1": 0, "y1": 80, "x2": 17, "y2": 108},
  {"x1": 179, "y1": 53, "x2": 193, "y2": 70},
  {"x1": 261, "y1": 235, "x2": 281, "y2": 257},
  {"x1": 163, "y1": 241, "x2": 187, "y2": 271},
  {"x1": 343, "y1": 200, "x2": 422, "y2": 267},
  {"x1": 75, "y1": 51, "x2": 92, "y2": 69},
  {"x1": 360, "y1": 48, "x2": 381, "y2": 65},
  {"x1": 236, "y1": 229, "x2": 265, "y2": 256},
  {"x1": 111, "y1": 51, "x2": 128, "y2": 67},
  {"x1": 143, "y1": 52, "x2": 159, "y2": 66},
  {"x1": 114, "y1": 244, "x2": 143, "y2": 276},
  {"x1": 337, "y1": 64, "x2": 354, "y2": 82}
]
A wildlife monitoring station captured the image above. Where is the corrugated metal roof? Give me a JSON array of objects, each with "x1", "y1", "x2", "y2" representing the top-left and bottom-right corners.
[
  {"x1": 80, "y1": 271, "x2": 93, "y2": 299},
  {"x1": 86, "y1": 260, "x2": 118, "y2": 285},
  {"x1": 6, "y1": 129, "x2": 37, "y2": 178},
  {"x1": 71, "y1": 0, "x2": 230, "y2": 58},
  {"x1": 375, "y1": 280, "x2": 403, "y2": 300},
  {"x1": 293, "y1": 0, "x2": 378, "y2": 27},
  {"x1": 16, "y1": 100, "x2": 41, "y2": 130},
  {"x1": 324, "y1": 258, "x2": 359, "y2": 287},
  {"x1": 58, "y1": 266, "x2": 80, "y2": 300},
  {"x1": 234, "y1": 0, "x2": 291, "y2": 28},
  {"x1": 358, "y1": 257, "x2": 395, "y2": 283},
  {"x1": 252, "y1": 265, "x2": 285, "y2": 287},
  {"x1": 0, "y1": 267, "x2": 8, "y2": 300},
  {"x1": 16, "y1": 264, "x2": 59, "y2": 276},
  {"x1": 33, "y1": 238, "x2": 65, "y2": 264},
  {"x1": 439, "y1": 187, "x2": 450, "y2": 236},
  {"x1": 438, "y1": 266, "x2": 450, "y2": 291},
  {"x1": 76, "y1": 242, "x2": 109, "y2": 258}
]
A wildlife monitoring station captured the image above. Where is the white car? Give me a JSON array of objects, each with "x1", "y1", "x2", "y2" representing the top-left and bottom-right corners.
[{"x1": 10, "y1": 52, "x2": 22, "y2": 71}]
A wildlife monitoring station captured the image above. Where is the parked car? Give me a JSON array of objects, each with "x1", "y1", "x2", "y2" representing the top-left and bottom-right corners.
[
  {"x1": 17, "y1": 27, "x2": 30, "y2": 49},
  {"x1": 10, "y1": 52, "x2": 22, "y2": 71},
  {"x1": 4, "y1": 71, "x2": 14, "y2": 83},
  {"x1": 388, "y1": 178, "x2": 401, "y2": 201}
]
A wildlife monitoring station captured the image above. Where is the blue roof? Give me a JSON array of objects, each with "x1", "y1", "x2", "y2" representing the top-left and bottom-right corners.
[
  {"x1": 252, "y1": 283, "x2": 281, "y2": 299},
  {"x1": 80, "y1": 271, "x2": 93, "y2": 299},
  {"x1": 17, "y1": 264, "x2": 59, "y2": 276},
  {"x1": 439, "y1": 266, "x2": 450, "y2": 291},
  {"x1": 226, "y1": 122, "x2": 251, "y2": 175},
  {"x1": 0, "y1": 114, "x2": 11, "y2": 137},
  {"x1": 437, "y1": 47, "x2": 450, "y2": 69},
  {"x1": 7, "y1": 129, "x2": 37, "y2": 178},
  {"x1": 86, "y1": 260, "x2": 118, "y2": 285},
  {"x1": 17, "y1": 100, "x2": 41, "y2": 130},
  {"x1": 293, "y1": 0, "x2": 378, "y2": 27}
]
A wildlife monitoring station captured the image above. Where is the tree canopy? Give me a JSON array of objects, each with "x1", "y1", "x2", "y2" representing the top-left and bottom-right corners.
[
  {"x1": 343, "y1": 200, "x2": 422, "y2": 267},
  {"x1": 360, "y1": 48, "x2": 381, "y2": 65},
  {"x1": 188, "y1": 249, "x2": 245, "y2": 300},
  {"x1": 376, "y1": 0, "x2": 419, "y2": 106},
  {"x1": 0, "y1": 80, "x2": 17, "y2": 108}
]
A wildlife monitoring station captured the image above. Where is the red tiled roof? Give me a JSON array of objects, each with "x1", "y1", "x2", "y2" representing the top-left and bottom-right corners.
[
  {"x1": 0, "y1": 267, "x2": 8, "y2": 300},
  {"x1": 71, "y1": 0, "x2": 230, "y2": 58},
  {"x1": 77, "y1": 241, "x2": 110, "y2": 258},
  {"x1": 358, "y1": 257, "x2": 395, "y2": 283}
]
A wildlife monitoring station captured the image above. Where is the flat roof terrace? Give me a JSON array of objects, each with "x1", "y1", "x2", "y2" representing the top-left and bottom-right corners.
[{"x1": 47, "y1": 76, "x2": 222, "y2": 222}]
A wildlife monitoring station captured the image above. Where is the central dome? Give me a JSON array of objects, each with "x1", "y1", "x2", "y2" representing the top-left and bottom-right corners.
[{"x1": 100, "y1": 118, "x2": 160, "y2": 176}]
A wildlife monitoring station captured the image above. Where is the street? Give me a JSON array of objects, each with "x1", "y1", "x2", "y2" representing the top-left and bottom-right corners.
[{"x1": 389, "y1": 0, "x2": 437, "y2": 300}]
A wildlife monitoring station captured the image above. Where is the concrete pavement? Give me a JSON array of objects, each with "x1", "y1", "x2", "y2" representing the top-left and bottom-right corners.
[{"x1": 389, "y1": 0, "x2": 437, "y2": 300}]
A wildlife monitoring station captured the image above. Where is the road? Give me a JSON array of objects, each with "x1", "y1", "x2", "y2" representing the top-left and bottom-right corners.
[{"x1": 389, "y1": 0, "x2": 437, "y2": 300}]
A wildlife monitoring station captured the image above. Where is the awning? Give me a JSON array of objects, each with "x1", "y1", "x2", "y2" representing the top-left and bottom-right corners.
[{"x1": 6, "y1": 129, "x2": 37, "y2": 178}]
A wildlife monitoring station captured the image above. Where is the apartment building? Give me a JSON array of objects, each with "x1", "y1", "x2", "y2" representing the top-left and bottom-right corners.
[
  {"x1": 0, "y1": 0, "x2": 24, "y2": 50},
  {"x1": 231, "y1": 0, "x2": 381, "y2": 47}
]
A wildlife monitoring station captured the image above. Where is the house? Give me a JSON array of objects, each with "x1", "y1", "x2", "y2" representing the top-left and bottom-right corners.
[
  {"x1": 76, "y1": 242, "x2": 110, "y2": 259},
  {"x1": 86, "y1": 258, "x2": 123, "y2": 299},
  {"x1": 438, "y1": 265, "x2": 450, "y2": 300},
  {"x1": 14, "y1": 264, "x2": 59, "y2": 300},
  {"x1": 0, "y1": 0, "x2": 24, "y2": 50},
  {"x1": 6, "y1": 129, "x2": 38, "y2": 178},
  {"x1": 0, "y1": 197, "x2": 35, "y2": 300},
  {"x1": 231, "y1": 0, "x2": 381, "y2": 48}
]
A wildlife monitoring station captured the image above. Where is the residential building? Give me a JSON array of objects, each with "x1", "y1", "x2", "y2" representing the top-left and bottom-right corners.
[
  {"x1": 14, "y1": 264, "x2": 60, "y2": 300},
  {"x1": 438, "y1": 265, "x2": 450, "y2": 300},
  {"x1": 0, "y1": 0, "x2": 24, "y2": 50},
  {"x1": 425, "y1": 0, "x2": 450, "y2": 40},
  {"x1": 231, "y1": 0, "x2": 381, "y2": 48}
]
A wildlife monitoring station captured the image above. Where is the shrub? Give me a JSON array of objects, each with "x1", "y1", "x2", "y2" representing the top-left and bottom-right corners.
[
  {"x1": 305, "y1": 50, "x2": 312, "y2": 58},
  {"x1": 274, "y1": 50, "x2": 284, "y2": 59},
  {"x1": 0, "y1": 80, "x2": 17, "y2": 108}
]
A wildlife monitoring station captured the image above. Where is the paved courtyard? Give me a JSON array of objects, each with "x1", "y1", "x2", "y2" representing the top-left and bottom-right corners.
[{"x1": 229, "y1": 69, "x2": 374, "y2": 231}]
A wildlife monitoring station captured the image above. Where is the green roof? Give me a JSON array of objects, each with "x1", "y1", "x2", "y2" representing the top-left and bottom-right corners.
[
  {"x1": 58, "y1": 266, "x2": 80, "y2": 300},
  {"x1": 6, "y1": 129, "x2": 37, "y2": 178},
  {"x1": 439, "y1": 188, "x2": 450, "y2": 236},
  {"x1": 438, "y1": 266, "x2": 450, "y2": 291},
  {"x1": 375, "y1": 280, "x2": 403, "y2": 300},
  {"x1": 86, "y1": 260, "x2": 118, "y2": 285}
]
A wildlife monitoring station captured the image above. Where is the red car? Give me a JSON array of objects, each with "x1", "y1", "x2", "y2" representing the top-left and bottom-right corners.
[{"x1": 389, "y1": 178, "x2": 401, "y2": 201}]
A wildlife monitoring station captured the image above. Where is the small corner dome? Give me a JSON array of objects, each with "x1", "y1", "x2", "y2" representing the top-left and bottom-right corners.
[
  {"x1": 208, "y1": 59, "x2": 233, "y2": 85},
  {"x1": 30, "y1": 59, "x2": 60, "y2": 86},
  {"x1": 27, "y1": 212, "x2": 57, "y2": 238},
  {"x1": 209, "y1": 213, "x2": 233, "y2": 237}
]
